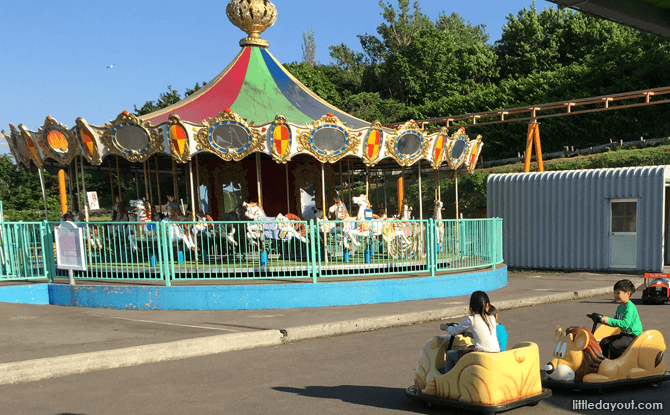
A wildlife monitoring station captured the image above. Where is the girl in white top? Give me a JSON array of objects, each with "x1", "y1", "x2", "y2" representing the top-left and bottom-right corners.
[{"x1": 440, "y1": 290, "x2": 500, "y2": 373}]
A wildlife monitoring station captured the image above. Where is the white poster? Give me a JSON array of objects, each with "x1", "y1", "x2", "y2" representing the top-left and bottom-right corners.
[{"x1": 87, "y1": 191, "x2": 100, "y2": 210}]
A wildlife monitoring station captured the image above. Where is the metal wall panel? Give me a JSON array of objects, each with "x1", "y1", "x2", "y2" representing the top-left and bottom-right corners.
[{"x1": 487, "y1": 166, "x2": 667, "y2": 271}]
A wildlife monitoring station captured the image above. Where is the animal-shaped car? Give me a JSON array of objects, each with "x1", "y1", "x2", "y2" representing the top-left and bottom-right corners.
[
  {"x1": 407, "y1": 331, "x2": 551, "y2": 414},
  {"x1": 642, "y1": 273, "x2": 670, "y2": 304},
  {"x1": 542, "y1": 313, "x2": 670, "y2": 390}
]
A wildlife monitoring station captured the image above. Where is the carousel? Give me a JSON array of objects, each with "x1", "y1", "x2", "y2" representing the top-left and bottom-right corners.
[{"x1": 0, "y1": 1, "x2": 499, "y2": 307}]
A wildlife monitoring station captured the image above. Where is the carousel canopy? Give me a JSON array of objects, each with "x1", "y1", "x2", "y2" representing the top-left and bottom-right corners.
[{"x1": 2, "y1": 0, "x2": 483, "y2": 174}]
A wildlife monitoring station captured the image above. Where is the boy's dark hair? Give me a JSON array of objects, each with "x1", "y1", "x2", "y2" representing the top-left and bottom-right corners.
[
  {"x1": 488, "y1": 305, "x2": 498, "y2": 317},
  {"x1": 614, "y1": 279, "x2": 635, "y2": 294}
]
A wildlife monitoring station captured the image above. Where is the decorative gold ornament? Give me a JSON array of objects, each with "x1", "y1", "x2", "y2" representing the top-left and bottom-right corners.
[
  {"x1": 18, "y1": 124, "x2": 43, "y2": 168},
  {"x1": 361, "y1": 120, "x2": 384, "y2": 166},
  {"x1": 75, "y1": 118, "x2": 103, "y2": 165},
  {"x1": 168, "y1": 114, "x2": 191, "y2": 163},
  {"x1": 296, "y1": 113, "x2": 360, "y2": 164},
  {"x1": 429, "y1": 127, "x2": 450, "y2": 170},
  {"x1": 38, "y1": 116, "x2": 78, "y2": 166},
  {"x1": 101, "y1": 111, "x2": 163, "y2": 163},
  {"x1": 384, "y1": 120, "x2": 429, "y2": 167},
  {"x1": 466, "y1": 134, "x2": 484, "y2": 173},
  {"x1": 226, "y1": 0, "x2": 277, "y2": 48},
  {"x1": 195, "y1": 108, "x2": 264, "y2": 162},
  {"x1": 4, "y1": 126, "x2": 30, "y2": 169},
  {"x1": 446, "y1": 127, "x2": 470, "y2": 170},
  {"x1": 269, "y1": 114, "x2": 292, "y2": 163}
]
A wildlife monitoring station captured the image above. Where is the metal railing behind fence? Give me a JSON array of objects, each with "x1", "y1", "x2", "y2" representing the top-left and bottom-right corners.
[{"x1": 0, "y1": 217, "x2": 503, "y2": 284}]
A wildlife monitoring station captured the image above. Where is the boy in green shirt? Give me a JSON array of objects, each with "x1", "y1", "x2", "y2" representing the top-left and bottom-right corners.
[{"x1": 599, "y1": 279, "x2": 643, "y2": 359}]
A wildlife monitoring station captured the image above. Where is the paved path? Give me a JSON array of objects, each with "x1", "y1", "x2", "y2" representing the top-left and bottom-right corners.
[{"x1": 0, "y1": 270, "x2": 642, "y2": 385}]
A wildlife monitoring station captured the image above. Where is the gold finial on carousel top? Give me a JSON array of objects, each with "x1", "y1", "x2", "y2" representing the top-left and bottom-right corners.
[{"x1": 226, "y1": 0, "x2": 277, "y2": 48}]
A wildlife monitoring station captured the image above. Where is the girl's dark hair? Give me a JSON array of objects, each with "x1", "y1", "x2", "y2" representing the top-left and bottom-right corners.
[
  {"x1": 488, "y1": 305, "x2": 498, "y2": 317},
  {"x1": 470, "y1": 291, "x2": 493, "y2": 333}
]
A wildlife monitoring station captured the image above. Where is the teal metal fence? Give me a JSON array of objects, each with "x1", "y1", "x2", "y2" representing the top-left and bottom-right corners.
[{"x1": 0, "y1": 217, "x2": 503, "y2": 284}]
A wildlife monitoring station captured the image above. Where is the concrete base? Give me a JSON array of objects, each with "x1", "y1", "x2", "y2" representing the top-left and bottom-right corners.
[{"x1": 2, "y1": 266, "x2": 507, "y2": 310}]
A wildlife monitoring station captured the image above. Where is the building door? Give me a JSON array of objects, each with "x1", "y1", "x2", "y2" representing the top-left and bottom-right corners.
[{"x1": 609, "y1": 199, "x2": 637, "y2": 269}]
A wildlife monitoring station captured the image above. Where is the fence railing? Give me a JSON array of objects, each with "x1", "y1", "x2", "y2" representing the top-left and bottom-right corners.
[{"x1": 0, "y1": 218, "x2": 503, "y2": 284}]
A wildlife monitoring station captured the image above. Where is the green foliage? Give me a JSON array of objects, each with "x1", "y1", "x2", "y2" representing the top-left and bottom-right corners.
[{"x1": 134, "y1": 82, "x2": 206, "y2": 116}]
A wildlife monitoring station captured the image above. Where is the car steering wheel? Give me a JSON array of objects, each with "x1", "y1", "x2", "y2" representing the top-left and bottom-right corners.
[{"x1": 586, "y1": 313, "x2": 603, "y2": 333}]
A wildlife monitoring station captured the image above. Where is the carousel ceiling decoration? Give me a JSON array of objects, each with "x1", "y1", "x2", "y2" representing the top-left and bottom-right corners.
[{"x1": 4, "y1": 0, "x2": 484, "y2": 175}]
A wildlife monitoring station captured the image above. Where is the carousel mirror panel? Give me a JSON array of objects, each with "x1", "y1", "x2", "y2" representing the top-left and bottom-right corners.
[
  {"x1": 115, "y1": 124, "x2": 150, "y2": 152},
  {"x1": 397, "y1": 132, "x2": 421, "y2": 156},
  {"x1": 312, "y1": 126, "x2": 347, "y2": 154},
  {"x1": 211, "y1": 123, "x2": 251, "y2": 153}
]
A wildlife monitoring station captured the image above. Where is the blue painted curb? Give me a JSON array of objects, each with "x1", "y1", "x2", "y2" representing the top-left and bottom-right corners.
[
  {"x1": 0, "y1": 284, "x2": 50, "y2": 305},
  {"x1": 44, "y1": 266, "x2": 507, "y2": 310}
]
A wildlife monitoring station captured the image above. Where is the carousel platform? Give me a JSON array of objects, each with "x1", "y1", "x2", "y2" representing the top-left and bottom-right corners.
[{"x1": 0, "y1": 264, "x2": 506, "y2": 310}]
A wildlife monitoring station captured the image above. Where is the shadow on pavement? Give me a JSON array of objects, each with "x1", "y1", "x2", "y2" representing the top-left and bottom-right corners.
[{"x1": 273, "y1": 385, "x2": 432, "y2": 412}]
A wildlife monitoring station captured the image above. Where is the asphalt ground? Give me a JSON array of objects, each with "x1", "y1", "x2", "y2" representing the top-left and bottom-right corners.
[{"x1": 0, "y1": 270, "x2": 645, "y2": 385}]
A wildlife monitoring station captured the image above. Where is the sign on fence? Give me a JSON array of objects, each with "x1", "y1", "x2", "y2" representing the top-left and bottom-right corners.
[
  {"x1": 55, "y1": 222, "x2": 87, "y2": 272},
  {"x1": 87, "y1": 191, "x2": 100, "y2": 210}
]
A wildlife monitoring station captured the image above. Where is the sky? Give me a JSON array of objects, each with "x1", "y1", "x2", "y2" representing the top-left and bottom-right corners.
[{"x1": 0, "y1": 0, "x2": 555, "y2": 156}]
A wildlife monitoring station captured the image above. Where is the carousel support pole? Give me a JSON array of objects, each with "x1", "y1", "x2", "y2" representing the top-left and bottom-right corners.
[
  {"x1": 108, "y1": 160, "x2": 115, "y2": 204},
  {"x1": 189, "y1": 161, "x2": 196, "y2": 222},
  {"x1": 58, "y1": 169, "x2": 67, "y2": 215},
  {"x1": 434, "y1": 170, "x2": 439, "y2": 201},
  {"x1": 418, "y1": 162, "x2": 423, "y2": 220},
  {"x1": 285, "y1": 163, "x2": 290, "y2": 213},
  {"x1": 172, "y1": 159, "x2": 179, "y2": 202},
  {"x1": 338, "y1": 160, "x2": 344, "y2": 201},
  {"x1": 455, "y1": 173, "x2": 459, "y2": 220},
  {"x1": 135, "y1": 169, "x2": 140, "y2": 200},
  {"x1": 73, "y1": 157, "x2": 81, "y2": 214},
  {"x1": 115, "y1": 155, "x2": 122, "y2": 202},
  {"x1": 375, "y1": 169, "x2": 380, "y2": 212},
  {"x1": 383, "y1": 168, "x2": 388, "y2": 216},
  {"x1": 38, "y1": 168, "x2": 49, "y2": 220},
  {"x1": 156, "y1": 157, "x2": 162, "y2": 212},
  {"x1": 67, "y1": 163, "x2": 74, "y2": 212},
  {"x1": 347, "y1": 158, "x2": 352, "y2": 211},
  {"x1": 365, "y1": 166, "x2": 370, "y2": 197},
  {"x1": 147, "y1": 161, "x2": 154, "y2": 206},
  {"x1": 397, "y1": 167, "x2": 405, "y2": 217},
  {"x1": 321, "y1": 162, "x2": 328, "y2": 264},
  {"x1": 255, "y1": 152, "x2": 263, "y2": 206},
  {"x1": 194, "y1": 154, "x2": 200, "y2": 213},
  {"x1": 80, "y1": 156, "x2": 89, "y2": 222},
  {"x1": 142, "y1": 161, "x2": 149, "y2": 202}
]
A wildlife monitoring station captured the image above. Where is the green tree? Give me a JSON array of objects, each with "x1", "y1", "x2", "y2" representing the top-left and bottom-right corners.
[{"x1": 302, "y1": 26, "x2": 316, "y2": 67}]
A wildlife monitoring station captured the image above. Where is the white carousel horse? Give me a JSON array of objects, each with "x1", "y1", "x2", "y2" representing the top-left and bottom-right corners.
[
  {"x1": 434, "y1": 199, "x2": 445, "y2": 244},
  {"x1": 161, "y1": 196, "x2": 199, "y2": 252},
  {"x1": 242, "y1": 201, "x2": 306, "y2": 247},
  {"x1": 127, "y1": 198, "x2": 157, "y2": 251}
]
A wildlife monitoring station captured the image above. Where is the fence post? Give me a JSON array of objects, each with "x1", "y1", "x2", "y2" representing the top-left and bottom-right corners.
[
  {"x1": 434, "y1": 218, "x2": 437, "y2": 277},
  {"x1": 161, "y1": 221, "x2": 172, "y2": 286},
  {"x1": 41, "y1": 221, "x2": 54, "y2": 282},
  {"x1": 309, "y1": 219, "x2": 317, "y2": 283}
]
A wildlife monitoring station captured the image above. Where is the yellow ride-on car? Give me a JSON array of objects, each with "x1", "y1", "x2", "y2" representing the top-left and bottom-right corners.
[
  {"x1": 407, "y1": 328, "x2": 551, "y2": 415},
  {"x1": 542, "y1": 313, "x2": 670, "y2": 392}
]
